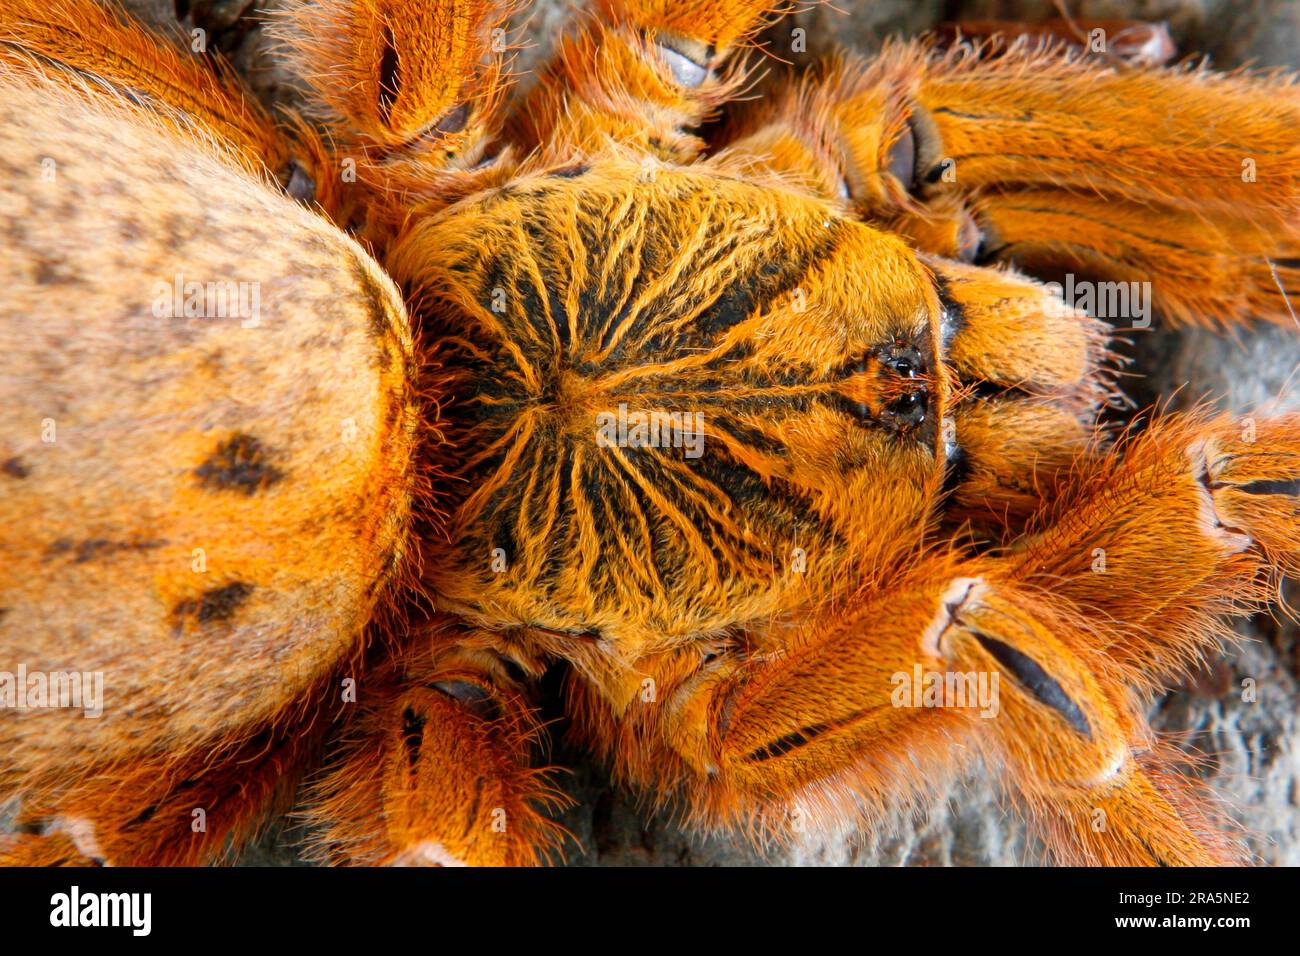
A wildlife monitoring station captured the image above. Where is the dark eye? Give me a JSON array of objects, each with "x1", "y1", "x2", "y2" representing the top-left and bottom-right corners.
[
  {"x1": 883, "y1": 391, "x2": 928, "y2": 429},
  {"x1": 885, "y1": 119, "x2": 916, "y2": 193},
  {"x1": 879, "y1": 343, "x2": 924, "y2": 378}
]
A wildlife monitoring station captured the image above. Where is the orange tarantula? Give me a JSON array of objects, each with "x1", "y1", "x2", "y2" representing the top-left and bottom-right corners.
[{"x1": 1, "y1": 0, "x2": 1299, "y2": 868}]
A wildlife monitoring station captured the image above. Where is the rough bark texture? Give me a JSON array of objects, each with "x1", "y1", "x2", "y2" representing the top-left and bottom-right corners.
[{"x1": 113, "y1": 0, "x2": 1300, "y2": 866}]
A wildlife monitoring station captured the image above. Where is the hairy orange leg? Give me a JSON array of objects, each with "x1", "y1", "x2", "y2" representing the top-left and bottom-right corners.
[
  {"x1": 932, "y1": 256, "x2": 1112, "y2": 535},
  {"x1": 274, "y1": 0, "x2": 512, "y2": 158},
  {"x1": 1005, "y1": 413, "x2": 1300, "y2": 690},
  {"x1": 0, "y1": 719, "x2": 321, "y2": 866},
  {"x1": 0, "y1": 0, "x2": 306, "y2": 188},
  {"x1": 719, "y1": 42, "x2": 1300, "y2": 327},
  {"x1": 298, "y1": 634, "x2": 569, "y2": 866},
  {"x1": 503, "y1": 0, "x2": 789, "y2": 162},
  {"x1": 930, "y1": 18, "x2": 1177, "y2": 67},
  {"x1": 974, "y1": 412, "x2": 1300, "y2": 858},
  {"x1": 271, "y1": 0, "x2": 520, "y2": 237},
  {"x1": 904, "y1": 45, "x2": 1300, "y2": 327},
  {"x1": 593, "y1": 556, "x2": 1242, "y2": 865},
  {"x1": 944, "y1": 396, "x2": 1097, "y2": 533},
  {"x1": 971, "y1": 191, "x2": 1300, "y2": 330},
  {"x1": 605, "y1": 412, "x2": 1300, "y2": 864}
]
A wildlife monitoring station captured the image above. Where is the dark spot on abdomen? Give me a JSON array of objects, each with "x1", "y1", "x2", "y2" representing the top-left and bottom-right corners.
[
  {"x1": 33, "y1": 255, "x2": 79, "y2": 286},
  {"x1": 195, "y1": 434, "x2": 285, "y2": 494},
  {"x1": 118, "y1": 218, "x2": 143, "y2": 243},
  {"x1": 44, "y1": 537, "x2": 167, "y2": 563},
  {"x1": 174, "y1": 581, "x2": 254, "y2": 629},
  {"x1": 2, "y1": 457, "x2": 29, "y2": 478}
]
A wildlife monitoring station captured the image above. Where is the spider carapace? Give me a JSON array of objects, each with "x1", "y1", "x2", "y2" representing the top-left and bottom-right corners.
[{"x1": 2, "y1": 0, "x2": 1299, "y2": 867}]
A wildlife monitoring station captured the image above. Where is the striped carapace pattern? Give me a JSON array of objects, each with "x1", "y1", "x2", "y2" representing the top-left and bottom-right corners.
[{"x1": 400, "y1": 162, "x2": 950, "y2": 642}]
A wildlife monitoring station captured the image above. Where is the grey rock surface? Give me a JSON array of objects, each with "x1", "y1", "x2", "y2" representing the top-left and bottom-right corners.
[{"x1": 111, "y1": 0, "x2": 1300, "y2": 866}]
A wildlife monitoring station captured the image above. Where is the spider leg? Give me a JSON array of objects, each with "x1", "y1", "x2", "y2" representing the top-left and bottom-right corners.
[
  {"x1": 719, "y1": 42, "x2": 1300, "y2": 328},
  {"x1": 272, "y1": 0, "x2": 512, "y2": 157},
  {"x1": 606, "y1": 561, "x2": 1244, "y2": 865},
  {"x1": 269, "y1": 0, "x2": 522, "y2": 233},
  {"x1": 589, "y1": 555, "x2": 1242, "y2": 865},
  {"x1": 601, "y1": 411, "x2": 1300, "y2": 864},
  {"x1": 1, "y1": 720, "x2": 321, "y2": 866},
  {"x1": 499, "y1": 0, "x2": 789, "y2": 163},
  {"x1": 1003, "y1": 411, "x2": 1300, "y2": 687},
  {"x1": 930, "y1": 18, "x2": 1177, "y2": 68},
  {"x1": 0, "y1": 0, "x2": 302, "y2": 189},
  {"x1": 928, "y1": 256, "x2": 1114, "y2": 535},
  {"x1": 298, "y1": 631, "x2": 569, "y2": 866}
]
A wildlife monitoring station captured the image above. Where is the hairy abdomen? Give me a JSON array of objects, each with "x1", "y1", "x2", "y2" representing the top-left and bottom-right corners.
[{"x1": 0, "y1": 75, "x2": 418, "y2": 786}]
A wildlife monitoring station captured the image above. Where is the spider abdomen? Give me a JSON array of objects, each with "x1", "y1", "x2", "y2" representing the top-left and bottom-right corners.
[{"x1": 0, "y1": 76, "x2": 420, "y2": 781}]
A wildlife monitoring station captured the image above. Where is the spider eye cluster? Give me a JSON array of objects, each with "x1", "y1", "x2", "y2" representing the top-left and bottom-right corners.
[
  {"x1": 853, "y1": 342, "x2": 932, "y2": 434},
  {"x1": 881, "y1": 344, "x2": 929, "y2": 430},
  {"x1": 885, "y1": 391, "x2": 927, "y2": 429},
  {"x1": 881, "y1": 343, "x2": 924, "y2": 379}
]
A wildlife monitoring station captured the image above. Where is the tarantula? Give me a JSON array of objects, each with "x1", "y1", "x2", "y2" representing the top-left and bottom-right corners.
[{"x1": 1, "y1": 0, "x2": 1299, "y2": 867}]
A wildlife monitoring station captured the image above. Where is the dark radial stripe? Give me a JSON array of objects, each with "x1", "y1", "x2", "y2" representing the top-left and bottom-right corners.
[
  {"x1": 579, "y1": 460, "x2": 648, "y2": 598},
  {"x1": 685, "y1": 449, "x2": 799, "y2": 529},
  {"x1": 522, "y1": 216, "x2": 568, "y2": 355},
  {"x1": 532, "y1": 443, "x2": 576, "y2": 596},
  {"x1": 650, "y1": 220, "x2": 849, "y2": 353},
  {"x1": 481, "y1": 252, "x2": 554, "y2": 364},
  {"x1": 592, "y1": 205, "x2": 673, "y2": 356},
  {"x1": 544, "y1": 259, "x2": 573, "y2": 356},
  {"x1": 711, "y1": 414, "x2": 790, "y2": 459},
  {"x1": 589, "y1": 452, "x2": 667, "y2": 597},
  {"x1": 485, "y1": 485, "x2": 522, "y2": 572}
]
